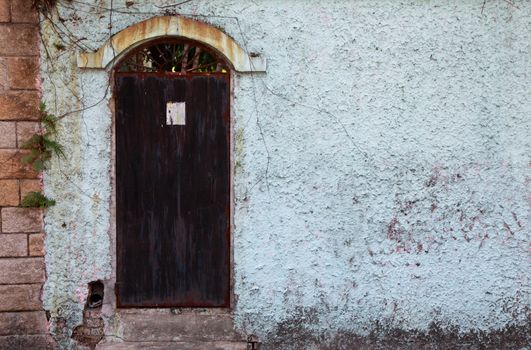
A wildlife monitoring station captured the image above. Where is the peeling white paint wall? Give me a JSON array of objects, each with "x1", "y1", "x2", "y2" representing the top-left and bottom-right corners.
[{"x1": 40, "y1": 0, "x2": 530, "y2": 348}]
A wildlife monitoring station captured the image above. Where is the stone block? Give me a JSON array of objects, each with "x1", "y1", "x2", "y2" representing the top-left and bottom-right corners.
[
  {"x1": 11, "y1": 0, "x2": 38, "y2": 23},
  {"x1": 0, "y1": 121, "x2": 16, "y2": 148},
  {"x1": 0, "y1": 257, "x2": 45, "y2": 284},
  {"x1": 0, "y1": 335, "x2": 54, "y2": 350},
  {"x1": 0, "y1": 179, "x2": 19, "y2": 206},
  {"x1": 85, "y1": 317, "x2": 104, "y2": 328},
  {"x1": 0, "y1": 91, "x2": 40, "y2": 120},
  {"x1": 0, "y1": 311, "x2": 47, "y2": 335},
  {"x1": 0, "y1": 24, "x2": 39, "y2": 56},
  {"x1": 0, "y1": 150, "x2": 38, "y2": 179},
  {"x1": 0, "y1": 284, "x2": 42, "y2": 311},
  {"x1": 2, "y1": 207, "x2": 42, "y2": 232},
  {"x1": 20, "y1": 179, "x2": 41, "y2": 199},
  {"x1": 16, "y1": 121, "x2": 40, "y2": 147},
  {"x1": 118, "y1": 312, "x2": 241, "y2": 342},
  {"x1": 28, "y1": 233, "x2": 44, "y2": 256},
  {"x1": 84, "y1": 309, "x2": 102, "y2": 319},
  {"x1": 0, "y1": 0, "x2": 9, "y2": 23},
  {"x1": 0, "y1": 233, "x2": 27, "y2": 256},
  {"x1": 7, "y1": 57, "x2": 39, "y2": 89},
  {"x1": 0, "y1": 58, "x2": 7, "y2": 91}
]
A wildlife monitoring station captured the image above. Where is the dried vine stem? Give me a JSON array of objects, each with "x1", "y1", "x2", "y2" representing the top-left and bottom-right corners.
[{"x1": 32, "y1": 0, "x2": 60, "y2": 14}]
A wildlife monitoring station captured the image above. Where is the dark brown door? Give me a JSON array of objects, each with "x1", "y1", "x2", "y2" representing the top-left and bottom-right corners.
[{"x1": 115, "y1": 73, "x2": 230, "y2": 307}]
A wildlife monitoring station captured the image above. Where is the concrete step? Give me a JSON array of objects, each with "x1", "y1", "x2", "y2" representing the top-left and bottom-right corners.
[
  {"x1": 96, "y1": 340, "x2": 247, "y2": 350},
  {"x1": 114, "y1": 311, "x2": 244, "y2": 343}
]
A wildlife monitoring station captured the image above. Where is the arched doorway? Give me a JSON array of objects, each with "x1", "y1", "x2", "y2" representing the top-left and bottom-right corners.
[{"x1": 114, "y1": 39, "x2": 231, "y2": 308}]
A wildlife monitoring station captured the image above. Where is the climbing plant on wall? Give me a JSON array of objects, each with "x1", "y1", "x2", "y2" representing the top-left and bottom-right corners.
[{"x1": 20, "y1": 103, "x2": 63, "y2": 208}]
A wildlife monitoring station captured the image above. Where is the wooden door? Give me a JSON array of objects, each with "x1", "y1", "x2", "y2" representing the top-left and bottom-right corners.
[{"x1": 115, "y1": 73, "x2": 230, "y2": 307}]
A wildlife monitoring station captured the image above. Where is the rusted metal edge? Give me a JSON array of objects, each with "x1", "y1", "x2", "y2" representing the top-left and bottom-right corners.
[
  {"x1": 112, "y1": 37, "x2": 232, "y2": 74},
  {"x1": 76, "y1": 16, "x2": 266, "y2": 73}
]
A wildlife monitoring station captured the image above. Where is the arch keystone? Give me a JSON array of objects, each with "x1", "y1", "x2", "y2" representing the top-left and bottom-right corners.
[{"x1": 76, "y1": 16, "x2": 266, "y2": 73}]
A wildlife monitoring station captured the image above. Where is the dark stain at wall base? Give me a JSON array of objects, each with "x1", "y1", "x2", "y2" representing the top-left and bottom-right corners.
[{"x1": 266, "y1": 307, "x2": 530, "y2": 350}]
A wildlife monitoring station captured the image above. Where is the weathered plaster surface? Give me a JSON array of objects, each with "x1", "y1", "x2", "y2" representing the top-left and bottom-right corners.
[{"x1": 40, "y1": 0, "x2": 530, "y2": 348}]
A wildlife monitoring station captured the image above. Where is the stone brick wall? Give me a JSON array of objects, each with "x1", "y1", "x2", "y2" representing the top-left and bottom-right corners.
[{"x1": 0, "y1": 0, "x2": 51, "y2": 348}]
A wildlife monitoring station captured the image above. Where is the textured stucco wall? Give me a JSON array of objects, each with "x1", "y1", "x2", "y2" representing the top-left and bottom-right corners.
[{"x1": 40, "y1": 0, "x2": 530, "y2": 348}]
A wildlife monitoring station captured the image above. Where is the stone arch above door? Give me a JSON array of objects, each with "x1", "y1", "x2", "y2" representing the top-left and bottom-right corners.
[{"x1": 76, "y1": 16, "x2": 266, "y2": 72}]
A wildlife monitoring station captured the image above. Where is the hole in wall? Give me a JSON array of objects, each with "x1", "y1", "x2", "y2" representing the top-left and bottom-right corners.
[
  {"x1": 72, "y1": 281, "x2": 105, "y2": 349},
  {"x1": 87, "y1": 281, "x2": 104, "y2": 308}
]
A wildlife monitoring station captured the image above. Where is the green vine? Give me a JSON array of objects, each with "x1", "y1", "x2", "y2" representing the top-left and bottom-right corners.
[
  {"x1": 21, "y1": 102, "x2": 64, "y2": 172},
  {"x1": 20, "y1": 103, "x2": 63, "y2": 208}
]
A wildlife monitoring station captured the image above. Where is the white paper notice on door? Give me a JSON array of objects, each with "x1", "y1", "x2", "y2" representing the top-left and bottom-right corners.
[{"x1": 166, "y1": 102, "x2": 186, "y2": 125}]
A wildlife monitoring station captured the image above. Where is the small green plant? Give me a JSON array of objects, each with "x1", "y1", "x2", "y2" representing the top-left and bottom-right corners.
[
  {"x1": 19, "y1": 102, "x2": 63, "y2": 208},
  {"x1": 21, "y1": 191, "x2": 56, "y2": 208},
  {"x1": 21, "y1": 102, "x2": 65, "y2": 172}
]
